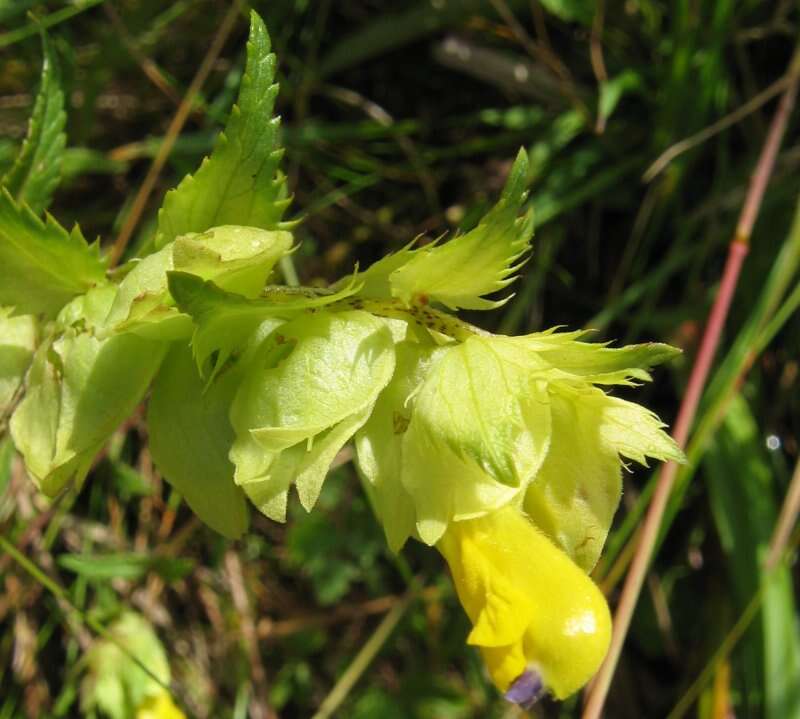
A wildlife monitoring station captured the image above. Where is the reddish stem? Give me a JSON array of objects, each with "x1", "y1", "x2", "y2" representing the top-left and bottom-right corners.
[{"x1": 582, "y1": 56, "x2": 799, "y2": 719}]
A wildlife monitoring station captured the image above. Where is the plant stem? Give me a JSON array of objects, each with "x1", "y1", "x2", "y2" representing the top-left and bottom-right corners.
[
  {"x1": 765, "y1": 455, "x2": 800, "y2": 570},
  {"x1": 666, "y1": 522, "x2": 800, "y2": 719},
  {"x1": 582, "y1": 52, "x2": 800, "y2": 719}
]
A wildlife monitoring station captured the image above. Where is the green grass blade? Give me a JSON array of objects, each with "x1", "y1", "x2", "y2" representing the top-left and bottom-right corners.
[{"x1": 2, "y1": 31, "x2": 66, "y2": 214}]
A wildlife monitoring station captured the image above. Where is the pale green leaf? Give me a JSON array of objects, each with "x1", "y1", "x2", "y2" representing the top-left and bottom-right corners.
[
  {"x1": 401, "y1": 335, "x2": 552, "y2": 544},
  {"x1": 156, "y1": 12, "x2": 290, "y2": 248},
  {"x1": 512, "y1": 329, "x2": 681, "y2": 385},
  {"x1": 389, "y1": 148, "x2": 533, "y2": 310},
  {"x1": 10, "y1": 287, "x2": 166, "y2": 495},
  {"x1": 3, "y1": 32, "x2": 66, "y2": 213},
  {"x1": 0, "y1": 308, "x2": 36, "y2": 419},
  {"x1": 523, "y1": 386, "x2": 622, "y2": 572},
  {"x1": 102, "y1": 242, "x2": 179, "y2": 336},
  {"x1": 104, "y1": 225, "x2": 292, "y2": 339},
  {"x1": 8, "y1": 341, "x2": 63, "y2": 493},
  {"x1": 147, "y1": 345, "x2": 249, "y2": 539},
  {"x1": 0, "y1": 189, "x2": 106, "y2": 317},
  {"x1": 172, "y1": 225, "x2": 293, "y2": 296},
  {"x1": 355, "y1": 340, "x2": 440, "y2": 552},
  {"x1": 554, "y1": 383, "x2": 683, "y2": 467},
  {"x1": 598, "y1": 394, "x2": 683, "y2": 466},
  {"x1": 244, "y1": 404, "x2": 371, "y2": 521},
  {"x1": 168, "y1": 269, "x2": 361, "y2": 379},
  {"x1": 230, "y1": 311, "x2": 395, "y2": 518}
]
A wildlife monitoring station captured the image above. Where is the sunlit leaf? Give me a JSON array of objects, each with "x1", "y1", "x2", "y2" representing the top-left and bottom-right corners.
[
  {"x1": 10, "y1": 286, "x2": 165, "y2": 495},
  {"x1": 0, "y1": 189, "x2": 106, "y2": 317},
  {"x1": 402, "y1": 335, "x2": 551, "y2": 544},
  {"x1": 168, "y1": 270, "x2": 360, "y2": 379},
  {"x1": 0, "y1": 308, "x2": 36, "y2": 418},
  {"x1": 355, "y1": 340, "x2": 440, "y2": 552},
  {"x1": 105, "y1": 225, "x2": 292, "y2": 339},
  {"x1": 512, "y1": 328, "x2": 681, "y2": 386},
  {"x1": 522, "y1": 386, "x2": 622, "y2": 572},
  {"x1": 230, "y1": 311, "x2": 395, "y2": 519},
  {"x1": 148, "y1": 345, "x2": 249, "y2": 538},
  {"x1": 389, "y1": 149, "x2": 533, "y2": 310},
  {"x1": 156, "y1": 12, "x2": 291, "y2": 248}
]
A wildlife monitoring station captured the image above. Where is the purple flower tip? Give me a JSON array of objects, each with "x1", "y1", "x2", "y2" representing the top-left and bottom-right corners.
[{"x1": 504, "y1": 668, "x2": 544, "y2": 709}]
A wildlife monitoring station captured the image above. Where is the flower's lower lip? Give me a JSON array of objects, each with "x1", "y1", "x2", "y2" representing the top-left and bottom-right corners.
[{"x1": 504, "y1": 668, "x2": 544, "y2": 708}]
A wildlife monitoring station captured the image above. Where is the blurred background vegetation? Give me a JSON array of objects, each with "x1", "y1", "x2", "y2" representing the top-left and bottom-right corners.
[{"x1": 1, "y1": 1, "x2": 799, "y2": 717}]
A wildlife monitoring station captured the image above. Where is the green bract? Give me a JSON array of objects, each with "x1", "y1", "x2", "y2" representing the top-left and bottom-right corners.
[
  {"x1": 10, "y1": 286, "x2": 166, "y2": 496},
  {"x1": 336, "y1": 149, "x2": 532, "y2": 311},
  {"x1": 105, "y1": 225, "x2": 292, "y2": 339},
  {"x1": 229, "y1": 310, "x2": 396, "y2": 521},
  {"x1": 400, "y1": 335, "x2": 552, "y2": 545},
  {"x1": 389, "y1": 148, "x2": 532, "y2": 310},
  {"x1": 1, "y1": 11, "x2": 686, "y2": 708},
  {"x1": 0, "y1": 309, "x2": 36, "y2": 420},
  {"x1": 167, "y1": 270, "x2": 360, "y2": 380},
  {"x1": 355, "y1": 329, "x2": 682, "y2": 551},
  {"x1": 355, "y1": 340, "x2": 442, "y2": 552},
  {"x1": 147, "y1": 345, "x2": 249, "y2": 539},
  {"x1": 523, "y1": 383, "x2": 676, "y2": 571}
]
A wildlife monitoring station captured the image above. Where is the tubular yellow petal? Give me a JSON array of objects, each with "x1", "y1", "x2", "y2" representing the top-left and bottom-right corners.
[
  {"x1": 136, "y1": 692, "x2": 186, "y2": 719},
  {"x1": 438, "y1": 506, "x2": 611, "y2": 702}
]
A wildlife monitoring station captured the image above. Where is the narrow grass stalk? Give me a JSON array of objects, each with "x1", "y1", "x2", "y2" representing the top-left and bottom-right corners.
[
  {"x1": 582, "y1": 58, "x2": 800, "y2": 719},
  {"x1": 667, "y1": 579, "x2": 765, "y2": 719},
  {"x1": 0, "y1": 0, "x2": 105, "y2": 48},
  {"x1": 766, "y1": 456, "x2": 800, "y2": 570},
  {"x1": 0, "y1": 536, "x2": 174, "y2": 698},
  {"x1": 311, "y1": 590, "x2": 414, "y2": 719},
  {"x1": 108, "y1": 0, "x2": 242, "y2": 266},
  {"x1": 643, "y1": 62, "x2": 798, "y2": 183},
  {"x1": 596, "y1": 196, "x2": 800, "y2": 589},
  {"x1": 225, "y1": 551, "x2": 274, "y2": 719},
  {"x1": 666, "y1": 520, "x2": 800, "y2": 719}
]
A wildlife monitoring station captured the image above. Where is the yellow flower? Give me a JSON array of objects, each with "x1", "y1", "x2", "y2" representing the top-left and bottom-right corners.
[
  {"x1": 136, "y1": 692, "x2": 186, "y2": 719},
  {"x1": 437, "y1": 505, "x2": 611, "y2": 703}
]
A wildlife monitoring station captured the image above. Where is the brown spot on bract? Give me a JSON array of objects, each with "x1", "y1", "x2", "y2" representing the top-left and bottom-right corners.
[{"x1": 393, "y1": 412, "x2": 410, "y2": 435}]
